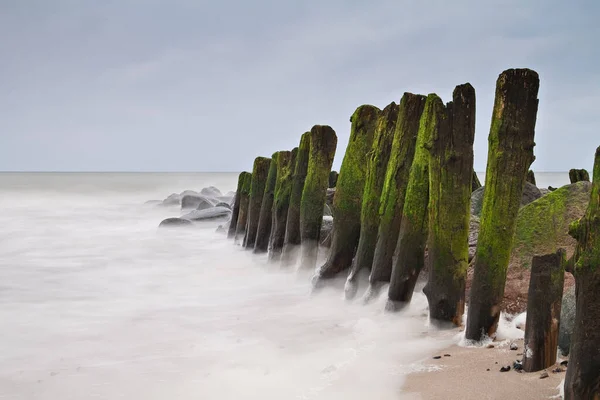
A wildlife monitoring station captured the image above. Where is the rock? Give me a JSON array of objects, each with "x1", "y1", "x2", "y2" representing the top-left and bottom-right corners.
[
  {"x1": 513, "y1": 360, "x2": 523, "y2": 371},
  {"x1": 540, "y1": 371, "x2": 549, "y2": 379},
  {"x1": 500, "y1": 366, "x2": 511, "y2": 372},
  {"x1": 325, "y1": 188, "x2": 335, "y2": 208},
  {"x1": 548, "y1": 186, "x2": 557, "y2": 191},
  {"x1": 214, "y1": 202, "x2": 232, "y2": 210},
  {"x1": 161, "y1": 193, "x2": 181, "y2": 206},
  {"x1": 319, "y1": 216, "x2": 333, "y2": 248},
  {"x1": 200, "y1": 186, "x2": 222, "y2": 197},
  {"x1": 470, "y1": 182, "x2": 541, "y2": 217},
  {"x1": 180, "y1": 206, "x2": 231, "y2": 221},
  {"x1": 552, "y1": 367, "x2": 564, "y2": 373},
  {"x1": 181, "y1": 194, "x2": 216, "y2": 210},
  {"x1": 487, "y1": 344, "x2": 495, "y2": 349},
  {"x1": 144, "y1": 200, "x2": 163, "y2": 206},
  {"x1": 468, "y1": 215, "x2": 480, "y2": 262},
  {"x1": 560, "y1": 360, "x2": 568, "y2": 366},
  {"x1": 510, "y1": 343, "x2": 518, "y2": 351},
  {"x1": 433, "y1": 356, "x2": 442, "y2": 359},
  {"x1": 444, "y1": 354, "x2": 451, "y2": 357},
  {"x1": 158, "y1": 218, "x2": 193, "y2": 228},
  {"x1": 558, "y1": 285, "x2": 575, "y2": 356},
  {"x1": 568, "y1": 168, "x2": 590, "y2": 183}
]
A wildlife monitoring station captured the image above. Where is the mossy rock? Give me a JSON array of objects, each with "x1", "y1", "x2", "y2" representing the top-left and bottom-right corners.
[
  {"x1": 511, "y1": 181, "x2": 591, "y2": 269},
  {"x1": 470, "y1": 182, "x2": 542, "y2": 217}
]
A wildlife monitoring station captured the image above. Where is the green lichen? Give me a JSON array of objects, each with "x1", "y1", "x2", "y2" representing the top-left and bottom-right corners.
[
  {"x1": 315, "y1": 105, "x2": 380, "y2": 280},
  {"x1": 234, "y1": 171, "x2": 253, "y2": 242},
  {"x1": 299, "y1": 125, "x2": 337, "y2": 269},
  {"x1": 269, "y1": 148, "x2": 296, "y2": 261},
  {"x1": 244, "y1": 156, "x2": 271, "y2": 248},
  {"x1": 254, "y1": 152, "x2": 281, "y2": 253},
  {"x1": 228, "y1": 171, "x2": 249, "y2": 238}
]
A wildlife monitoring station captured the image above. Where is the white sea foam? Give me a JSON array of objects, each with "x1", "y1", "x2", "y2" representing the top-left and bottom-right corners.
[{"x1": 0, "y1": 172, "x2": 458, "y2": 400}]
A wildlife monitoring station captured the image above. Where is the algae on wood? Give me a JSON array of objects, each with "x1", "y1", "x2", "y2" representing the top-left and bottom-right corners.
[
  {"x1": 423, "y1": 84, "x2": 476, "y2": 326},
  {"x1": 329, "y1": 171, "x2": 338, "y2": 188},
  {"x1": 268, "y1": 149, "x2": 296, "y2": 262},
  {"x1": 234, "y1": 172, "x2": 253, "y2": 243},
  {"x1": 314, "y1": 105, "x2": 380, "y2": 283},
  {"x1": 299, "y1": 125, "x2": 337, "y2": 270},
  {"x1": 282, "y1": 132, "x2": 311, "y2": 265},
  {"x1": 244, "y1": 157, "x2": 271, "y2": 249},
  {"x1": 228, "y1": 172, "x2": 249, "y2": 239},
  {"x1": 527, "y1": 170, "x2": 536, "y2": 186},
  {"x1": 465, "y1": 68, "x2": 539, "y2": 341},
  {"x1": 569, "y1": 168, "x2": 590, "y2": 183},
  {"x1": 345, "y1": 102, "x2": 399, "y2": 299},
  {"x1": 522, "y1": 249, "x2": 565, "y2": 372},
  {"x1": 365, "y1": 93, "x2": 426, "y2": 300},
  {"x1": 254, "y1": 153, "x2": 281, "y2": 254},
  {"x1": 386, "y1": 95, "x2": 434, "y2": 308},
  {"x1": 564, "y1": 146, "x2": 600, "y2": 400}
]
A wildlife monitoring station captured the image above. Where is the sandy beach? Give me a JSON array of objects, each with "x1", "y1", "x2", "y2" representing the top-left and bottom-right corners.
[{"x1": 402, "y1": 337, "x2": 566, "y2": 399}]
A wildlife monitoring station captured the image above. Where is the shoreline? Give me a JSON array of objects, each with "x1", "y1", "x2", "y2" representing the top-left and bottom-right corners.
[{"x1": 401, "y1": 337, "x2": 566, "y2": 399}]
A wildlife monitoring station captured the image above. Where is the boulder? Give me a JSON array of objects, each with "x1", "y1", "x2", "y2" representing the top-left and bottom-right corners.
[
  {"x1": 161, "y1": 193, "x2": 181, "y2": 206},
  {"x1": 158, "y1": 218, "x2": 193, "y2": 228},
  {"x1": 470, "y1": 182, "x2": 542, "y2": 217},
  {"x1": 214, "y1": 202, "x2": 231, "y2": 210},
  {"x1": 319, "y1": 216, "x2": 333, "y2": 247},
  {"x1": 181, "y1": 194, "x2": 216, "y2": 210},
  {"x1": 468, "y1": 215, "x2": 480, "y2": 262},
  {"x1": 326, "y1": 188, "x2": 335, "y2": 208},
  {"x1": 180, "y1": 206, "x2": 231, "y2": 221},
  {"x1": 200, "y1": 186, "x2": 222, "y2": 197},
  {"x1": 558, "y1": 285, "x2": 575, "y2": 356}
]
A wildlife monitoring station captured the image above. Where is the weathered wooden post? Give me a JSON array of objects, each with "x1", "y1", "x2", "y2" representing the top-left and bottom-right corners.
[
  {"x1": 345, "y1": 102, "x2": 398, "y2": 299},
  {"x1": 228, "y1": 171, "x2": 249, "y2": 239},
  {"x1": 234, "y1": 172, "x2": 253, "y2": 243},
  {"x1": 243, "y1": 157, "x2": 271, "y2": 249},
  {"x1": 254, "y1": 152, "x2": 281, "y2": 254},
  {"x1": 329, "y1": 171, "x2": 338, "y2": 188},
  {"x1": 364, "y1": 93, "x2": 426, "y2": 301},
  {"x1": 282, "y1": 132, "x2": 311, "y2": 266},
  {"x1": 386, "y1": 95, "x2": 434, "y2": 308},
  {"x1": 465, "y1": 68, "x2": 539, "y2": 341},
  {"x1": 268, "y1": 149, "x2": 296, "y2": 261},
  {"x1": 299, "y1": 125, "x2": 337, "y2": 270},
  {"x1": 423, "y1": 84, "x2": 476, "y2": 326},
  {"x1": 313, "y1": 105, "x2": 380, "y2": 284},
  {"x1": 564, "y1": 146, "x2": 600, "y2": 400},
  {"x1": 569, "y1": 168, "x2": 590, "y2": 183},
  {"x1": 527, "y1": 169, "x2": 537, "y2": 186},
  {"x1": 522, "y1": 249, "x2": 565, "y2": 372}
]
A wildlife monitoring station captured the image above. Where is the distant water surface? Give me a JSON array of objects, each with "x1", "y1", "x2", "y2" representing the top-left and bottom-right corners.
[{"x1": 0, "y1": 172, "x2": 569, "y2": 399}]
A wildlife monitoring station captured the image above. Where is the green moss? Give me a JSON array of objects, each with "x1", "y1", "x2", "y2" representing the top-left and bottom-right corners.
[
  {"x1": 244, "y1": 156, "x2": 271, "y2": 248},
  {"x1": 512, "y1": 181, "x2": 591, "y2": 269}
]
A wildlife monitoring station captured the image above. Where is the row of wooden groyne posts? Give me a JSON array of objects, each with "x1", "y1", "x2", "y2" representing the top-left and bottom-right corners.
[{"x1": 224, "y1": 68, "x2": 599, "y2": 399}]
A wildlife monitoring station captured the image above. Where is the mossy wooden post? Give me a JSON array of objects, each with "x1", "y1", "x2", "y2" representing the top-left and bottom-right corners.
[
  {"x1": 228, "y1": 171, "x2": 249, "y2": 239},
  {"x1": 282, "y1": 132, "x2": 311, "y2": 266},
  {"x1": 522, "y1": 249, "x2": 565, "y2": 372},
  {"x1": 465, "y1": 69, "x2": 539, "y2": 341},
  {"x1": 299, "y1": 125, "x2": 337, "y2": 270},
  {"x1": 313, "y1": 105, "x2": 380, "y2": 283},
  {"x1": 268, "y1": 149, "x2": 296, "y2": 262},
  {"x1": 472, "y1": 171, "x2": 482, "y2": 192},
  {"x1": 234, "y1": 172, "x2": 253, "y2": 243},
  {"x1": 243, "y1": 157, "x2": 271, "y2": 249},
  {"x1": 386, "y1": 95, "x2": 435, "y2": 308},
  {"x1": 328, "y1": 171, "x2": 338, "y2": 188},
  {"x1": 254, "y1": 153, "x2": 281, "y2": 254},
  {"x1": 423, "y1": 84, "x2": 476, "y2": 326},
  {"x1": 345, "y1": 102, "x2": 398, "y2": 299},
  {"x1": 564, "y1": 146, "x2": 600, "y2": 400},
  {"x1": 365, "y1": 93, "x2": 426, "y2": 300},
  {"x1": 569, "y1": 168, "x2": 590, "y2": 183},
  {"x1": 527, "y1": 170, "x2": 536, "y2": 186}
]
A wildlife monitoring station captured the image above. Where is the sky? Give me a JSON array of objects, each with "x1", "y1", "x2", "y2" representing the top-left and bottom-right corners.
[{"x1": 1, "y1": 0, "x2": 598, "y2": 172}]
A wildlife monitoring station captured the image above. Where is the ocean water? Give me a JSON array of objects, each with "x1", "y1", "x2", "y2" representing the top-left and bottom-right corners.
[{"x1": 0, "y1": 172, "x2": 569, "y2": 400}]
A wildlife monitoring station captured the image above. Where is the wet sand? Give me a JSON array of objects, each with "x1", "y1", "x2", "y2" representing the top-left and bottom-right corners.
[{"x1": 402, "y1": 338, "x2": 566, "y2": 400}]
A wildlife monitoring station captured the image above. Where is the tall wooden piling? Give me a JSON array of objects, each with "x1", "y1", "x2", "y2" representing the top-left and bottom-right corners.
[
  {"x1": 268, "y1": 149, "x2": 296, "y2": 261},
  {"x1": 243, "y1": 157, "x2": 271, "y2": 249},
  {"x1": 254, "y1": 153, "x2": 281, "y2": 254},
  {"x1": 234, "y1": 172, "x2": 253, "y2": 243}
]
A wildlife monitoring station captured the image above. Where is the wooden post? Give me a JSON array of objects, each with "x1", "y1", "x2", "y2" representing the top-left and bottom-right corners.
[
  {"x1": 282, "y1": 132, "x2": 311, "y2": 266},
  {"x1": 423, "y1": 84, "x2": 476, "y2": 326},
  {"x1": 465, "y1": 69, "x2": 539, "y2": 341},
  {"x1": 254, "y1": 152, "x2": 281, "y2": 254},
  {"x1": 313, "y1": 105, "x2": 380, "y2": 283},
  {"x1": 228, "y1": 172, "x2": 249, "y2": 239},
  {"x1": 234, "y1": 172, "x2": 253, "y2": 244},
  {"x1": 268, "y1": 149, "x2": 296, "y2": 262},
  {"x1": 522, "y1": 249, "x2": 565, "y2": 372},
  {"x1": 345, "y1": 102, "x2": 399, "y2": 299},
  {"x1": 364, "y1": 93, "x2": 426, "y2": 301},
  {"x1": 564, "y1": 146, "x2": 600, "y2": 400},
  {"x1": 569, "y1": 168, "x2": 590, "y2": 183},
  {"x1": 243, "y1": 157, "x2": 271, "y2": 249},
  {"x1": 527, "y1": 170, "x2": 536, "y2": 186},
  {"x1": 299, "y1": 125, "x2": 337, "y2": 270},
  {"x1": 328, "y1": 171, "x2": 338, "y2": 188}
]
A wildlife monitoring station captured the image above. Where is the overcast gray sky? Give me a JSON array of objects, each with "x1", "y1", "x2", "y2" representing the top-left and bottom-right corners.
[{"x1": 1, "y1": 0, "x2": 598, "y2": 172}]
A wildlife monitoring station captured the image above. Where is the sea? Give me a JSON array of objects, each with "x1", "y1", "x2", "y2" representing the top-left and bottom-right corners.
[{"x1": 0, "y1": 172, "x2": 570, "y2": 400}]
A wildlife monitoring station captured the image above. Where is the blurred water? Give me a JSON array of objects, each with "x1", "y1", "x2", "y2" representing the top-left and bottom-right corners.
[{"x1": 0, "y1": 172, "x2": 467, "y2": 400}]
